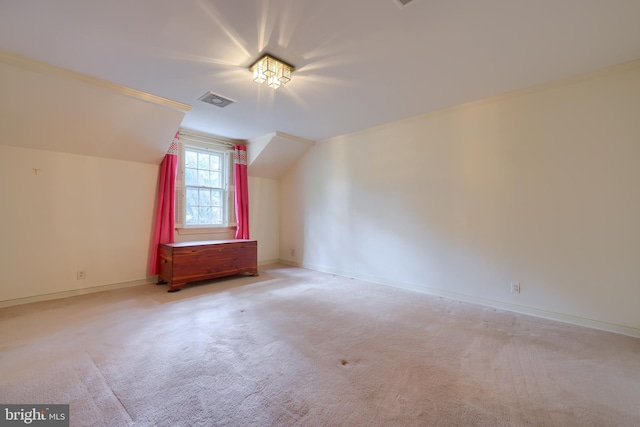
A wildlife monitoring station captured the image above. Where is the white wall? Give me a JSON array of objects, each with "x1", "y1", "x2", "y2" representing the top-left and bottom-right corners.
[
  {"x1": 0, "y1": 145, "x2": 281, "y2": 305},
  {"x1": 249, "y1": 176, "x2": 280, "y2": 263},
  {"x1": 279, "y1": 62, "x2": 640, "y2": 336},
  {"x1": 0, "y1": 145, "x2": 159, "y2": 303}
]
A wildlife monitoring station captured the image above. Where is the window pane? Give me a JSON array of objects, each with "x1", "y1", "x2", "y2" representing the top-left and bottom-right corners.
[
  {"x1": 211, "y1": 171, "x2": 221, "y2": 188},
  {"x1": 197, "y1": 153, "x2": 209, "y2": 169},
  {"x1": 186, "y1": 188, "x2": 199, "y2": 207},
  {"x1": 185, "y1": 168, "x2": 197, "y2": 186},
  {"x1": 210, "y1": 154, "x2": 221, "y2": 170},
  {"x1": 211, "y1": 190, "x2": 222, "y2": 207},
  {"x1": 197, "y1": 170, "x2": 210, "y2": 187},
  {"x1": 212, "y1": 207, "x2": 222, "y2": 224},
  {"x1": 199, "y1": 189, "x2": 211, "y2": 206},
  {"x1": 198, "y1": 207, "x2": 212, "y2": 224},
  {"x1": 185, "y1": 151, "x2": 197, "y2": 168},
  {"x1": 186, "y1": 206, "x2": 198, "y2": 225},
  {"x1": 208, "y1": 171, "x2": 217, "y2": 187}
]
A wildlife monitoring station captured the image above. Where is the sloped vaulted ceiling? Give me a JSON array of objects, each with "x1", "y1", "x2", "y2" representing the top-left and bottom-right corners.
[
  {"x1": 248, "y1": 131, "x2": 314, "y2": 179},
  {"x1": 0, "y1": 51, "x2": 190, "y2": 165},
  {"x1": 1, "y1": 0, "x2": 640, "y2": 149}
]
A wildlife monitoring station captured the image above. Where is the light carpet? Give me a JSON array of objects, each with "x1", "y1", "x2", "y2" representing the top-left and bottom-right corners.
[{"x1": 1, "y1": 265, "x2": 639, "y2": 426}]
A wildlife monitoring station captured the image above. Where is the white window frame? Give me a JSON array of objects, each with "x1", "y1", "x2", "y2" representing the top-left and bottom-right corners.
[{"x1": 175, "y1": 130, "x2": 237, "y2": 232}]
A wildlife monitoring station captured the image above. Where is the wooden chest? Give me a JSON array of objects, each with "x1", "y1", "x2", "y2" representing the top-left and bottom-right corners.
[{"x1": 158, "y1": 239, "x2": 258, "y2": 291}]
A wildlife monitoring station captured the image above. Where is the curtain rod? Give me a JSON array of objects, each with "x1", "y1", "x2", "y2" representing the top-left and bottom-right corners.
[{"x1": 178, "y1": 130, "x2": 243, "y2": 148}]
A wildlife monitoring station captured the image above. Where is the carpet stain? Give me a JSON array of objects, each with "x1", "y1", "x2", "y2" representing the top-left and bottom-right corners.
[{"x1": 341, "y1": 359, "x2": 348, "y2": 366}]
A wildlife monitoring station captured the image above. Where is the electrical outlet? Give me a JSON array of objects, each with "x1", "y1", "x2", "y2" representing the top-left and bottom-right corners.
[
  {"x1": 77, "y1": 271, "x2": 86, "y2": 280},
  {"x1": 291, "y1": 248, "x2": 296, "y2": 257},
  {"x1": 510, "y1": 282, "x2": 520, "y2": 294}
]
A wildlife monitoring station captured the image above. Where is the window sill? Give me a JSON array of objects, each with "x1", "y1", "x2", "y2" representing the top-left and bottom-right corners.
[{"x1": 176, "y1": 226, "x2": 236, "y2": 236}]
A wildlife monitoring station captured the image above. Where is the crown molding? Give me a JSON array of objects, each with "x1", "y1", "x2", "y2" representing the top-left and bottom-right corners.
[{"x1": 0, "y1": 50, "x2": 192, "y2": 113}]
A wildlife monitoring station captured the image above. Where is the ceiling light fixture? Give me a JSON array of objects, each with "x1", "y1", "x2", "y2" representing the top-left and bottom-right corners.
[{"x1": 249, "y1": 54, "x2": 294, "y2": 90}]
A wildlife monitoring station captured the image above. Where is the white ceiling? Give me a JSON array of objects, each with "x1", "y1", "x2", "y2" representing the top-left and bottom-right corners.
[
  {"x1": 0, "y1": 53, "x2": 188, "y2": 164},
  {"x1": 1, "y1": 0, "x2": 640, "y2": 146}
]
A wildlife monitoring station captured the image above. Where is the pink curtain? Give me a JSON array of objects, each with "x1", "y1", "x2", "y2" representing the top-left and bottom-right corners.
[
  {"x1": 234, "y1": 144, "x2": 250, "y2": 239},
  {"x1": 149, "y1": 133, "x2": 179, "y2": 275}
]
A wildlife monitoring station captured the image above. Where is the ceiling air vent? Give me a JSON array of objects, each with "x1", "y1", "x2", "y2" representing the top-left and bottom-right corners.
[
  {"x1": 198, "y1": 91, "x2": 236, "y2": 108},
  {"x1": 393, "y1": 0, "x2": 414, "y2": 8}
]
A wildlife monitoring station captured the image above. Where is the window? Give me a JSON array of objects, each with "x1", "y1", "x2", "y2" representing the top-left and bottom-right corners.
[
  {"x1": 176, "y1": 131, "x2": 235, "y2": 229},
  {"x1": 184, "y1": 147, "x2": 226, "y2": 226}
]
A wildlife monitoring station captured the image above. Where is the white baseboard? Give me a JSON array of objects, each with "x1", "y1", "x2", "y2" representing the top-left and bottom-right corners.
[
  {"x1": 258, "y1": 259, "x2": 282, "y2": 266},
  {"x1": 276, "y1": 259, "x2": 301, "y2": 267},
  {"x1": 0, "y1": 278, "x2": 156, "y2": 308},
  {"x1": 297, "y1": 261, "x2": 640, "y2": 339}
]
